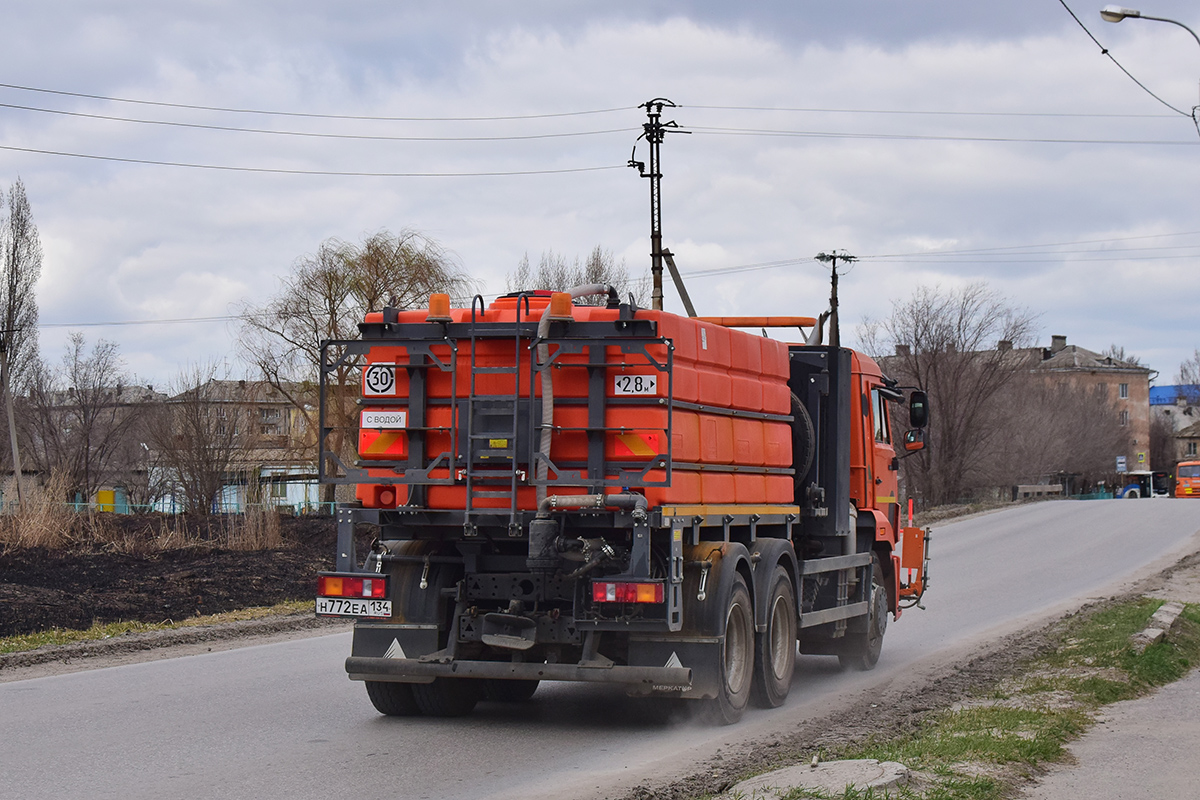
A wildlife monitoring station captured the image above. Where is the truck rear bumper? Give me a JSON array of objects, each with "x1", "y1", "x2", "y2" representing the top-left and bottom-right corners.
[{"x1": 345, "y1": 656, "x2": 692, "y2": 688}]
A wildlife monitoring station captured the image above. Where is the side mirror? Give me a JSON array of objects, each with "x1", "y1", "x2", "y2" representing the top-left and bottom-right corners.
[
  {"x1": 908, "y1": 390, "x2": 929, "y2": 429},
  {"x1": 904, "y1": 429, "x2": 925, "y2": 452}
]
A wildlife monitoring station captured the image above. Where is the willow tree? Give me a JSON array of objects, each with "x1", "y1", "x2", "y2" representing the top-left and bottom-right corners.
[{"x1": 238, "y1": 229, "x2": 475, "y2": 502}]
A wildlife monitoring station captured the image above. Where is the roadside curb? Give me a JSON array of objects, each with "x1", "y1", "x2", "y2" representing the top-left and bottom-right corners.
[
  {"x1": 717, "y1": 758, "x2": 909, "y2": 799},
  {"x1": 0, "y1": 613, "x2": 347, "y2": 671},
  {"x1": 1131, "y1": 600, "x2": 1186, "y2": 652}
]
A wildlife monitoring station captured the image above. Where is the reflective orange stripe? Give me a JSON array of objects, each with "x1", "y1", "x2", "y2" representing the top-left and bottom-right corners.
[
  {"x1": 359, "y1": 430, "x2": 408, "y2": 458},
  {"x1": 614, "y1": 433, "x2": 660, "y2": 458}
]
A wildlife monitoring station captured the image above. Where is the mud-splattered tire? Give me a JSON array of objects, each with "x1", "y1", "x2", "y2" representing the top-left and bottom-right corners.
[
  {"x1": 702, "y1": 573, "x2": 754, "y2": 725},
  {"x1": 484, "y1": 679, "x2": 540, "y2": 702},
  {"x1": 365, "y1": 681, "x2": 421, "y2": 716},
  {"x1": 411, "y1": 678, "x2": 482, "y2": 717},
  {"x1": 838, "y1": 555, "x2": 887, "y2": 671},
  {"x1": 751, "y1": 565, "x2": 797, "y2": 708}
]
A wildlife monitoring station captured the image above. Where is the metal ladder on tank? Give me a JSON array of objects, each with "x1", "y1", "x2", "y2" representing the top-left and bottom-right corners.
[{"x1": 463, "y1": 295, "x2": 526, "y2": 538}]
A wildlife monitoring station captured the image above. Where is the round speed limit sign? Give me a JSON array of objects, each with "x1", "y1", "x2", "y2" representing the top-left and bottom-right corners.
[{"x1": 363, "y1": 364, "x2": 396, "y2": 396}]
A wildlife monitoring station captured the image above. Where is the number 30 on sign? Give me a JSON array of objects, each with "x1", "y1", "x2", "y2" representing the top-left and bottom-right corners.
[{"x1": 364, "y1": 365, "x2": 396, "y2": 396}]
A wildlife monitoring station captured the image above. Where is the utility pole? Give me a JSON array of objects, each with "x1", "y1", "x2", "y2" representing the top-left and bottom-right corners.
[
  {"x1": 629, "y1": 98, "x2": 690, "y2": 312},
  {"x1": 814, "y1": 250, "x2": 856, "y2": 350}
]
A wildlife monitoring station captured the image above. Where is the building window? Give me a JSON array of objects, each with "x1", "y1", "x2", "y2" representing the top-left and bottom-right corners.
[
  {"x1": 1188, "y1": 442, "x2": 1199, "y2": 457},
  {"x1": 1119, "y1": 383, "x2": 1129, "y2": 399},
  {"x1": 1119, "y1": 410, "x2": 1129, "y2": 427},
  {"x1": 270, "y1": 481, "x2": 288, "y2": 498}
]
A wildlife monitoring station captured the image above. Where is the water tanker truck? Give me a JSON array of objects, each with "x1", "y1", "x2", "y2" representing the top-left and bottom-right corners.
[{"x1": 315, "y1": 286, "x2": 930, "y2": 723}]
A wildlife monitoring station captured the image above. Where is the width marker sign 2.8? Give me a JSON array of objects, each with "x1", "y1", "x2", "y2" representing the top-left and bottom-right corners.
[
  {"x1": 613, "y1": 374, "x2": 658, "y2": 395},
  {"x1": 364, "y1": 365, "x2": 395, "y2": 396}
]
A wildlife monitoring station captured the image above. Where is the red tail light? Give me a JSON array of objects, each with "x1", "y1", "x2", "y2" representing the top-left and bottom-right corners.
[
  {"x1": 592, "y1": 581, "x2": 664, "y2": 604},
  {"x1": 318, "y1": 574, "x2": 388, "y2": 599}
]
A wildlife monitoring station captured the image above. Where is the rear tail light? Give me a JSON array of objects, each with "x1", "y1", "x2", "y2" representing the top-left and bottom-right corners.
[
  {"x1": 592, "y1": 581, "x2": 664, "y2": 604},
  {"x1": 318, "y1": 574, "x2": 388, "y2": 599}
]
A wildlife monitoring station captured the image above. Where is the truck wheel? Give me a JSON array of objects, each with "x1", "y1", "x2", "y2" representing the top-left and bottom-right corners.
[
  {"x1": 410, "y1": 678, "x2": 482, "y2": 717},
  {"x1": 484, "y1": 679, "x2": 540, "y2": 702},
  {"x1": 838, "y1": 555, "x2": 887, "y2": 671},
  {"x1": 365, "y1": 680, "x2": 421, "y2": 716},
  {"x1": 751, "y1": 566, "x2": 797, "y2": 708},
  {"x1": 702, "y1": 573, "x2": 754, "y2": 725}
]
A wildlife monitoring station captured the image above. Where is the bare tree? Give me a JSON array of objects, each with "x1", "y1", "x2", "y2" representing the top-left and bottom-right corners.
[
  {"x1": 0, "y1": 178, "x2": 42, "y2": 506},
  {"x1": 1101, "y1": 344, "x2": 1144, "y2": 367},
  {"x1": 1150, "y1": 412, "x2": 1177, "y2": 473},
  {"x1": 238, "y1": 229, "x2": 474, "y2": 501},
  {"x1": 1176, "y1": 349, "x2": 1200, "y2": 404},
  {"x1": 22, "y1": 335, "x2": 145, "y2": 503},
  {"x1": 861, "y1": 283, "x2": 1038, "y2": 505},
  {"x1": 147, "y1": 365, "x2": 244, "y2": 515},
  {"x1": 507, "y1": 246, "x2": 648, "y2": 306},
  {"x1": 990, "y1": 379, "x2": 1131, "y2": 489}
]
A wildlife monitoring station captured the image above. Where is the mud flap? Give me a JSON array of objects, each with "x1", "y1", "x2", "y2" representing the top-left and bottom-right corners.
[
  {"x1": 353, "y1": 622, "x2": 440, "y2": 680},
  {"x1": 626, "y1": 638, "x2": 722, "y2": 698}
]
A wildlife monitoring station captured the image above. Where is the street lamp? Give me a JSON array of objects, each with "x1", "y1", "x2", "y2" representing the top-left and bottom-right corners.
[{"x1": 1100, "y1": 6, "x2": 1200, "y2": 50}]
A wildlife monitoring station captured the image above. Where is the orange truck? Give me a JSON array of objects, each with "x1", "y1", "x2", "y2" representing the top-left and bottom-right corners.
[
  {"x1": 1176, "y1": 461, "x2": 1200, "y2": 497},
  {"x1": 316, "y1": 287, "x2": 930, "y2": 723}
]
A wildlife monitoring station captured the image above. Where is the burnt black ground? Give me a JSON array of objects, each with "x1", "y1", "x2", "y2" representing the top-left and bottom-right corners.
[{"x1": 0, "y1": 515, "x2": 366, "y2": 637}]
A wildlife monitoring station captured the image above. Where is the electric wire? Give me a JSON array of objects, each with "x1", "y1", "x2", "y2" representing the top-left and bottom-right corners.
[
  {"x1": 0, "y1": 81, "x2": 633, "y2": 122},
  {"x1": 0, "y1": 101, "x2": 636, "y2": 142},
  {"x1": 0, "y1": 143, "x2": 625, "y2": 177},
  {"x1": 690, "y1": 125, "x2": 1198, "y2": 146},
  {"x1": 684, "y1": 103, "x2": 1176, "y2": 119},
  {"x1": 1055, "y1": 0, "x2": 1193, "y2": 118}
]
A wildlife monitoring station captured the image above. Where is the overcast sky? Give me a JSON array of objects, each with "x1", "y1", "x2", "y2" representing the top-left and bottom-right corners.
[{"x1": 2, "y1": 1, "x2": 1199, "y2": 385}]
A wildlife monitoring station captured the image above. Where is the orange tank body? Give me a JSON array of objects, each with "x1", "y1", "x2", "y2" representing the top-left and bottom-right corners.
[{"x1": 355, "y1": 294, "x2": 793, "y2": 509}]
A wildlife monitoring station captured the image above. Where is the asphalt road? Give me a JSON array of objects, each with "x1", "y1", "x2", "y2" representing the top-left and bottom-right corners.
[{"x1": 4, "y1": 500, "x2": 1199, "y2": 800}]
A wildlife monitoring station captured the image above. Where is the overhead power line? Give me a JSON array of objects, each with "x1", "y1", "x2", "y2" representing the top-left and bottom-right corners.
[
  {"x1": 0, "y1": 101, "x2": 636, "y2": 142},
  {"x1": 1055, "y1": 0, "x2": 1192, "y2": 117},
  {"x1": 684, "y1": 103, "x2": 1175, "y2": 119},
  {"x1": 40, "y1": 315, "x2": 237, "y2": 328},
  {"x1": 0, "y1": 143, "x2": 625, "y2": 177},
  {"x1": 0, "y1": 81, "x2": 633, "y2": 122},
  {"x1": 691, "y1": 125, "x2": 1199, "y2": 146}
]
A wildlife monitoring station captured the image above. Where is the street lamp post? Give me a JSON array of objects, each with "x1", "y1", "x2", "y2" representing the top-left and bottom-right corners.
[
  {"x1": 1101, "y1": 6, "x2": 1200, "y2": 107},
  {"x1": 1100, "y1": 6, "x2": 1200, "y2": 50}
]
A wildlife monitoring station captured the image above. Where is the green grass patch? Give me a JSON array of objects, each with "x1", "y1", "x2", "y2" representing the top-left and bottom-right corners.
[
  {"x1": 769, "y1": 597, "x2": 1200, "y2": 800},
  {"x1": 0, "y1": 599, "x2": 312, "y2": 654}
]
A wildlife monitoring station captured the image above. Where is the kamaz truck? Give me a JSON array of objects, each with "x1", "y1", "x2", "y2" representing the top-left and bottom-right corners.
[{"x1": 315, "y1": 286, "x2": 930, "y2": 723}]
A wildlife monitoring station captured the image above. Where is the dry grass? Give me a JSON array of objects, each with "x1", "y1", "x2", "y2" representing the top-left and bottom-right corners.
[{"x1": 0, "y1": 476, "x2": 289, "y2": 554}]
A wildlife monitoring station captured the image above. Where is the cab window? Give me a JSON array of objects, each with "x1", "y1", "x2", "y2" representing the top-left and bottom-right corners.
[{"x1": 870, "y1": 388, "x2": 891, "y2": 444}]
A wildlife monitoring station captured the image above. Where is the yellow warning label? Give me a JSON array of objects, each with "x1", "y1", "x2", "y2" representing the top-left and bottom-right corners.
[
  {"x1": 489, "y1": 438, "x2": 509, "y2": 449},
  {"x1": 614, "y1": 433, "x2": 660, "y2": 457},
  {"x1": 362, "y1": 430, "x2": 406, "y2": 456}
]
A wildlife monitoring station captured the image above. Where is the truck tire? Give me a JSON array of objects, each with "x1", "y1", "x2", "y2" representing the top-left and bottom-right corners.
[
  {"x1": 751, "y1": 566, "x2": 797, "y2": 708},
  {"x1": 410, "y1": 678, "x2": 482, "y2": 717},
  {"x1": 838, "y1": 554, "x2": 887, "y2": 671},
  {"x1": 365, "y1": 681, "x2": 421, "y2": 716},
  {"x1": 484, "y1": 679, "x2": 540, "y2": 702},
  {"x1": 702, "y1": 573, "x2": 754, "y2": 725}
]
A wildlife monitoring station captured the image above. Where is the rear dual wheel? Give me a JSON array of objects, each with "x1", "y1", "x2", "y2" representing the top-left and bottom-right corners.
[
  {"x1": 366, "y1": 678, "x2": 482, "y2": 717},
  {"x1": 702, "y1": 574, "x2": 755, "y2": 725},
  {"x1": 751, "y1": 566, "x2": 797, "y2": 708}
]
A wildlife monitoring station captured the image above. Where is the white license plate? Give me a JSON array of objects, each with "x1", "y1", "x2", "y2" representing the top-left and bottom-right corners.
[{"x1": 316, "y1": 597, "x2": 392, "y2": 618}]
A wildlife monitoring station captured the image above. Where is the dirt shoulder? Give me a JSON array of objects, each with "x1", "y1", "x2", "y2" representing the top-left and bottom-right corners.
[
  {"x1": 0, "y1": 612, "x2": 351, "y2": 683},
  {"x1": 617, "y1": 543, "x2": 1200, "y2": 800}
]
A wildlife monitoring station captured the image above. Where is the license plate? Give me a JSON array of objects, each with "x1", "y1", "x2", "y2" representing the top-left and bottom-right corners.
[{"x1": 316, "y1": 597, "x2": 392, "y2": 618}]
